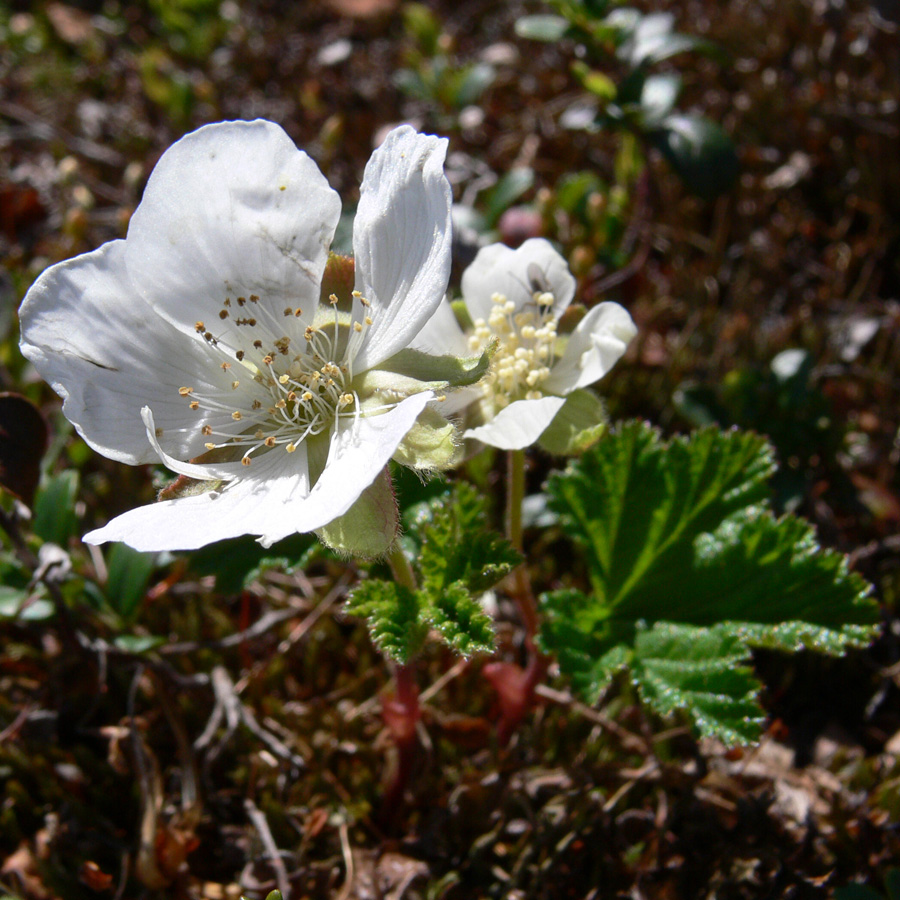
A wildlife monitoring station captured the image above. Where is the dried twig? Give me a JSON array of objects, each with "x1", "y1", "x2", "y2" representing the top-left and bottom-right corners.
[{"x1": 244, "y1": 797, "x2": 291, "y2": 900}]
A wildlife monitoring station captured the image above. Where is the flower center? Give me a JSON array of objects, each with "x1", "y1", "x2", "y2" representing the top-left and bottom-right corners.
[
  {"x1": 468, "y1": 290, "x2": 557, "y2": 410},
  {"x1": 176, "y1": 291, "x2": 375, "y2": 466}
]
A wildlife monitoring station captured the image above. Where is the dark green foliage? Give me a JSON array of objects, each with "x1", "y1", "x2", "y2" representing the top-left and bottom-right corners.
[
  {"x1": 345, "y1": 484, "x2": 519, "y2": 663},
  {"x1": 540, "y1": 421, "x2": 879, "y2": 743}
]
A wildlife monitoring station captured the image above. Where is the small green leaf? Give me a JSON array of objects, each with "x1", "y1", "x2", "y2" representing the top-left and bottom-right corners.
[
  {"x1": 345, "y1": 579, "x2": 428, "y2": 664},
  {"x1": 483, "y1": 168, "x2": 535, "y2": 228},
  {"x1": 650, "y1": 113, "x2": 739, "y2": 200},
  {"x1": 515, "y1": 14, "x2": 569, "y2": 42},
  {"x1": 113, "y1": 634, "x2": 166, "y2": 653},
  {"x1": 426, "y1": 580, "x2": 495, "y2": 657},
  {"x1": 33, "y1": 469, "x2": 80, "y2": 545},
  {"x1": 105, "y1": 543, "x2": 158, "y2": 621},
  {"x1": 0, "y1": 586, "x2": 54, "y2": 621},
  {"x1": 417, "y1": 484, "x2": 521, "y2": 597},
  {"x1": 538, "y1": 389, "x2": 607, "y2": 455},
  {"x1": 639, "y1": 73, "x2": 681, "y2": 127}
]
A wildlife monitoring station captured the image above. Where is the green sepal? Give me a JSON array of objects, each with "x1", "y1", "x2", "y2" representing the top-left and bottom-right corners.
[
  {"x1": 315, "y1": 467, "x2": 398, "y2": 559},
  {"x1": 393, "y1": 406, "x2": 463, "y2": 472},
  {"x1": 375, "y1": 342, "x2": 495, "y2": 389},
  {"x1": 538, "y1": 389, "x2": 608, "y2": 455}
]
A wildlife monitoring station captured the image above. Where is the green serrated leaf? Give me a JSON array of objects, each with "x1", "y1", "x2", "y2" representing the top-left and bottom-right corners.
[
  {"x1": 633, "y1": 623, "x2": 764, "y2": 744},
  {"x1": 345, "y1": 580, "x2": 427, "y2": 664},
  {"x1": 539, "y1": 421, "x2": 879, "y2": 744},
  {"x1": 417, "y1": 483, "x2": 521, "y2": 597},
  {"x1": 426, "y1": 580, "x2": 495, "y2": 657}
]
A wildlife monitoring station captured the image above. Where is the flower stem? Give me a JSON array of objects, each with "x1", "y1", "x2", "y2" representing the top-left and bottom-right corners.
[
  {"x1": 380, "y1": 543, "x2": 422, "y2": 817},
  {"x1": 506, "y1": 449, "x2": 526, "y2": 552},
  {"x1": 505, "y1": 450, "x2": 538, "y2": 640}
]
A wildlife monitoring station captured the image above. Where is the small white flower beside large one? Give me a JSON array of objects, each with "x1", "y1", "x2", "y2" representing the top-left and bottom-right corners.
[
  {"x1": 19, "y1": 120, "x2": 463, "y2": 552},
  {"x1": 414, "y1": 238, "x2": 637, "y2": 450}
]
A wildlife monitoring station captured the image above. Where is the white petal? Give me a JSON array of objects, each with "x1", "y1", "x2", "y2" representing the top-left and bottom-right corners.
[
  {"x1": 351, "y1": 126, "x2": 452, "y2": 371},
  {"x1": 407, "y1": 296, "x2": 469, "y2": 356},
  {"x1": 461, "y1": 238, "x2": 575, "y2": 324},
  {"x1": 464, "y1": 396, "x2": 566, "y2": 450},
  {"x1": 297, "y1": 391, "x2": 432, "y2": 532},
  {"x1": 84, "y1": 443, "x2": 311, "y2": 551},
  {"x1": 84, "y1": 392, "x2": 432, "y2": 551},
  {"x1": 18, "y1": 241, "x2": 232, "y2": 465},
  {"x1": 125, "y1": 120, "x2": 340, "y2": 347},
  {"x1": 543, "y1": 302, "x2": 636, "y2": 395}
]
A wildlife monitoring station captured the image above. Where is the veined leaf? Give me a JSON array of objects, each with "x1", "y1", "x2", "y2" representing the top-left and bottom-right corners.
[
  {"x1": 540, "y1": 421, "x2": 879, "y2": 743},
  {"x1": 633, "y1": 623, "x2": 765, "y2": 745}
]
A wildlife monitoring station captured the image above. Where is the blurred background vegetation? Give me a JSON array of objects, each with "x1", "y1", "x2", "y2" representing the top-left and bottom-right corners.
[{"x1": 1, "y1": 0, "x2": 899, "y2": 897}]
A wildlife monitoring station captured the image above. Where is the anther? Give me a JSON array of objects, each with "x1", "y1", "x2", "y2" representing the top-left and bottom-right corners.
[
  {"x1": 202, "y1": 425, "x2": 212, "y2": 435},
  {"x1": 265, "y1": 437, "x2": 276, "y2": 447},
  {"x1": 286, "y1": 443, "x2": 297, "y2": 453},
  {"x1": 241, "y1": 457, "x2": 251, "y2": 466},
  {"x1": 205, "y1": 442, "x2": 216, "y2": 450},
  {"x1": 236, "y1": 350, "x2": 245, "y2": 361},
  {"x1": 195, "y1": 321, "x2": 205, "y2": 332},
  {"x1": 178, "y1": 386, "x2": 194, "y2": 396},
  {"x1": 231, "y1": 381, "x2": 240, "y2": 390},
  {"x1": 189, "y1": 401, "x2": 199, "y2": 410},
  {"x1": 284, "y1": 307, "x2": 293, "y2": 316},
  {"x1": 353, "y1": 322, "x2": 363, "y2": 332},
  {"x1": 219, "y1": 310, "x2": 229, "y2": 319},
  {"x1": 232, "y1": 411, "x2": 243, "y2": 421}
]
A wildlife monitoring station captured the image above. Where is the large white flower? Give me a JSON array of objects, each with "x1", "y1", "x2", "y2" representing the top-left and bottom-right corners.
[
  {"x1": 19, "y1": 120, "x2": 458, "y2": 551},
  {"x1": 414, "y1": 238, "x2": 637, "y2": 450}
]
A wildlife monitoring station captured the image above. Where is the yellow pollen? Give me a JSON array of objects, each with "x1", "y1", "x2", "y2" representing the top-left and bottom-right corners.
[
  {"x1": 189, "y1": 401, "x2": 199, "y2": 410},
  {"x1": 205, "y1": 442, "x2": 216, "y2": 450},
  {"x1": 353, "y1": 322, "x2": 363, "y2": 332},
  {"x1": 302, "y1": 391, "x2": 313, "y2": 401},
  {"x1": 286, "y1": 443, "x2": 297, "y2": 453},
  {"x1": 279, "y1": 374, "x2": 290, "y2": 384},
  {"x1": 329, "y1": 293, "x2": 339, "y2": 305},
  {"x1": 275, "y1": 399, "x2": 286, "y2": 409},
  {"x1": 232, "y1": 411, "x2": 243, "y2": 420},
  {"x1": 339, "y1": 393, "x2": 354, "y2": 407},
  {"x1": 364, "y1": 316, "x2": 373, "y2": 325},
  {"x1": 178, "y1": 386, "x2": 193, "y2": 396}
]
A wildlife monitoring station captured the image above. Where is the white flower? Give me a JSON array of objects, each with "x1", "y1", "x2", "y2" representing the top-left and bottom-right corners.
[
  {"x1": 414, "y1": 238, "x2": 637, "y2": 450},
  {"x1": 19, "y1": 120, "x2": 455, "y2": 551}
]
